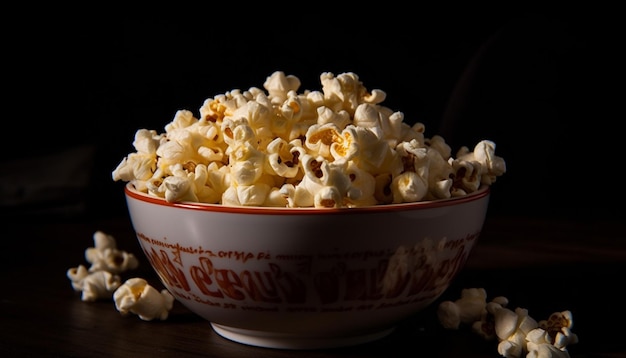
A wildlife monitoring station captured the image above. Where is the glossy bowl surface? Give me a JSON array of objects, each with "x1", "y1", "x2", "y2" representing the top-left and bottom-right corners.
[{"x1": 124, "y1": 182, "x2": 490, "y2": 349}]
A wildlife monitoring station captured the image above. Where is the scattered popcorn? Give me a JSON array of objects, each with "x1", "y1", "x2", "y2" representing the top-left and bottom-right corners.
[
  {"x1": 437, "y1": 288, "x2": 578, "y2": 358},
  {"x1": 113, "y1": 278, "x2": 175, "y2": 321},
  {"x1": 67, "y1": 231, "x2": 138, "y2": 302},
  {"x1": 471, "y1": 295, "x2": 508, "y2": 340},
  {"x1": 538, "y1": 311, "x2": 579, "y2": 350},
  {"x1": 491, "y1": 305, "x2": 539, "y2": 358},
  {"x1": 66, "y1": 264, "x2": 121, "y2": 302},
  {"x1": 525, "y1": 328, "x2": 573, "y2": 358},
  {"x1": 67, "y1": 230, "x2": 176, "y2": 322},
  {"x1": 436, "y1": 287, "x2": 489, "y2": 329},
  {"x1": 85, "y1": 230, "x2": 139, "y2": 274},
  {"x1": 113, "y1": 71, "x2": 506, "y2": 208}
]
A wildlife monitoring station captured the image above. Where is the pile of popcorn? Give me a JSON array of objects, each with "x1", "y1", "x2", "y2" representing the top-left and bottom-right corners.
[
  {"x1": 437, "y1": 288, "x2": 578, "y2": 358},
  {"x1": 112, "y1": 71, "x2": 506, "y2": 208},
  {"x1": 67, "y1": 231, "x2": 174, "y2": 321}
]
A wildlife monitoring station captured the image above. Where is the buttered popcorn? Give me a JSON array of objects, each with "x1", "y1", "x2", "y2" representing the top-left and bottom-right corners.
[
  {"x1": 84, "y1": 230, "x2": 139, "y2": 274},
  {"x1": 67, "y1": 231, "x2": 139, "y2": 301},
  {"x1": 67, "y1": 231, "x2": 175, "y2": 320},
  {"x1": 438, "y1": 288, "x2": 578, "y2": 358},
  {"x1": 113, "y1": 71, "x2": 506, "y2": 208},
  {"x1": 113, "y1": 278, "x2": 175, "y2": 321}
]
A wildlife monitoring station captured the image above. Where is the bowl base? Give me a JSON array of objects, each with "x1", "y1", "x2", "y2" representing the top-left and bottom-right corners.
[{"x1": 210, "y1": 323, "x2": 395, "y2": 350}]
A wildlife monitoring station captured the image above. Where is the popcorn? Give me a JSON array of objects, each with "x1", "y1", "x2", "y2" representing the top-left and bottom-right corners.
[
  {"x1": 525, "y1": 328, "x2": 574, "y2": 358},
  {"x1": 264, "y1": 137, "x2": 301, "y2": 178},
  {"x1": 67, "y1": 231, "x2": 138, "y2": 302},
  {"x1": 491, "y1": 305, "x2": 539, "y2": 358},
  {"x1": 111, "y1": 129, "x2": 163, "y2": 192},
  {"x1": 113, "y1": 71, "x2": 506, "y2": 207},
  {"x1": 438, "y1": 288, "x2": 578, "y2": 358},
  {"x1": 538, "y1": 311, "x2": 579, "y2": 350},
  {"x1": 456, "y1": 140, "x2": 507, "y2": 186},
  {"x1": 305, "y1": 123, "x2": 343, "y2": 158},
  {"x1": 67, "y1": 230, "x2": 177, "y2": 323},
  {"x1": 437, "y1": 287, "x2": 488, "y2": 329},
  {"x1": 85, "y1": 230, "x2": 139, "y2": 274},
  {"x1": 66, "y1": 265, "x2": 121, "y2": 302},
  {"x1": 113, "y1": 278, "x2": 175, "y2": 321}
]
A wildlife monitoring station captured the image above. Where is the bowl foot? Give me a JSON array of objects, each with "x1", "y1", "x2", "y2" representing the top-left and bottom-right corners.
[{"x1": 210, "y1": 323, "x2": 395, "y2": 350}]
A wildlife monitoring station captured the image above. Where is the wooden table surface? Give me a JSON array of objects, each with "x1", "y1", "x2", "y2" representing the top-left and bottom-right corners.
[{"x1": 1, "y1": 214, "x2": 624, "y2": 357}]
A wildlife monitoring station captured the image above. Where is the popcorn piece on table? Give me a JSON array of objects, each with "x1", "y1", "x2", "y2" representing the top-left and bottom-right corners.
[
  {"x1": 471, "y1": 295, "x2": 508, "y2": 340},
  {"x1": 438, "y1": 288, "x2": 578, "y2": 358},
  {"x1": 113, "y1": 278, "x2": 174, "y2": 321},
  {"x1": 85, "y1": 230, "x2": 139, "y2": 274},
  {"x1": 437, "y1": 287, "x2": 489, "y2": 329},
  {"x1": 525, "y1": 328, "x2": 573, "y2": 358},
  {"x1": 67, "y1": 264, "x2": 121, "y2": 302},
  {"x1": 537, "y1": 311, "x2": 578, "y2": 350},
  {"x1": 490, "y1": 304, "x2": 539, "y2": 358}
]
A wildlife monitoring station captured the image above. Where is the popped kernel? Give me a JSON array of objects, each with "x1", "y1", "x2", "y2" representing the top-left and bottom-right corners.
[
  {"x1": 67, "y1": 265, "x2": 121, "y2": 302},
  {"x1": 85, "y1": 231, "x2": 139, "y2": 274},
  {"x1": 525, "y1": 328, "x2": 573, "y2": 358},
  {"x1": 436, "y1": 288, "x2": 488, "y2": 329},
  {"x1": 67, "y1": 231, "x2": 177, "y2": 322},
  {"x1": 113, "y1": 71, "x2": 506, "y2": 208},
  {"x1": 68, "y1": 231, "x2": 138, "y2": 302},
  {"x1": 538, "y1": 311, "x2": 579, "y2": 350},
  {"x1": 438, "y1": 288, "x2": 578, "y2": 358},
  {"x1": 113, "y1": 278, "x2": 174, "y2": 321}
]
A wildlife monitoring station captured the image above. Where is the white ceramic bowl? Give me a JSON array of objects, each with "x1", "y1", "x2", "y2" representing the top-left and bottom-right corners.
[{"x1": 124, "y1": 182, "x2": 491, "y2": 349}]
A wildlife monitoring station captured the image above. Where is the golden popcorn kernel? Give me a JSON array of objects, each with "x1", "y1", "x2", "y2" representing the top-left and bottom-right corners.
[
  {"x1": 540, "y1": 312, "x2": 571, "y2": 342},
  {"x1": 183, "y1": 161, "x2": 197, "y2": 172},
  {"x1": 308, "y1": 127, "x2": 339, "y2": 147},
  {"x1": 224, "y1": 127, "x2": 234, "y2": 139},
  {"x1": 205, "y1": 114, "x2": 219, "y2": 123},
  {"x1": 331, "y1": 131, "x2": 354, "y2": 158},
  {"x1": 208, "y1": 101, "x2": 228, "y2": 121},
  {"x1": 129, "y1": 285, "x2": 143, "y2": 298},
  {"x1": 288, "y1": 100, "x2": 300, "y2": 114}
]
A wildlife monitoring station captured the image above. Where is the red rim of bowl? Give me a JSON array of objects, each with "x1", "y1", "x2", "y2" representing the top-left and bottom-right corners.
[{"x1": 124, "y1": 182, "x2": 490, "y2": 215}]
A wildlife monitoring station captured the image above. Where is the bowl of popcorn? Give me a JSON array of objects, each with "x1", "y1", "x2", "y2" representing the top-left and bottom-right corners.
[{"x1": 113, "y1": 71, "x2": 506, "y2": 350}]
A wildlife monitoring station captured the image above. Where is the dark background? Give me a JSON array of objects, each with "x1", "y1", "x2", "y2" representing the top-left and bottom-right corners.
[{"x1": 3, "y1": 6, "x2": 622, "y2": 220}]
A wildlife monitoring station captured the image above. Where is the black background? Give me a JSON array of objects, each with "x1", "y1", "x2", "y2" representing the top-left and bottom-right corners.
[{"x1": 4, "y1": 6, "x2": 622, "y2": 220}]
